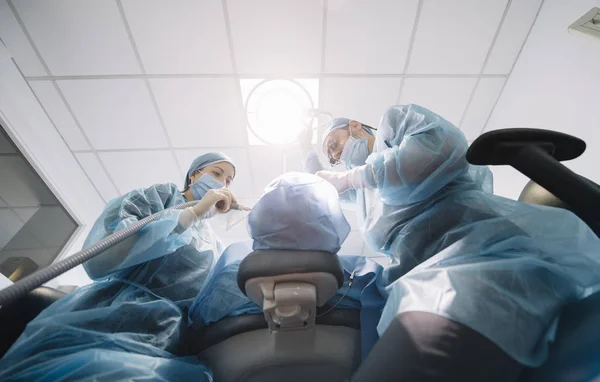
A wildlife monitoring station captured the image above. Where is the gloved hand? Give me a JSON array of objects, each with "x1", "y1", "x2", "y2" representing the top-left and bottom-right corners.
[
  {"x1": 316, "y1": 165, "x2": 377, "y2": 194},
  {"x1": 192, "y1": 188, "x2": 237, "y2": 219}
]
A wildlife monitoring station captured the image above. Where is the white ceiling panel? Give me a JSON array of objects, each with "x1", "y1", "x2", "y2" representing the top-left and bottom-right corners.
[
  {"x1": 12, "y1": 207, "x2": 39, "y2": 224},
  {"x1": 75, "y1": 153, "x2": 119, "y2": 202},
  {"x1": 29, "y1": 81, "x2": 90, "y2": 151},
  {"x1": 175, "y1": 148, "x2": 253, "y2": 199},
  {"x1": 407, "y1": 0, "x2": 508, "y2": 74},
  {"x1": 121, "y1": 0, "x2": 232, "y2": 74},
  {"x1": 12, "y1": 0, "x2": 140, "y2": 75},
  {"x1": 0, "y1": 156, "x2": 56, "y2": 207},
  {"x1": 0, "y1": 0, "x2": 46, "y2": 76},
  {"x1": 248, "y1": 145, "x2": 284, "y2": 197},
  {"x1": 399, "y1": 78, "x2": 477, "y2": 125},
  {"x1": 149, "y1": 78, "x2": 247, "y2": 148},
  {"x1": 99, "y1": 150, "x2": 181, "y2": 193},
  {"x1": 0, "y1": 132, "x2": 16, "y2": 154},
  {"x1": 489, "y1": 165, "x2": 529, "y2": 200},
  {"x1": 340, "y1": 231, "x2": 365, "y2": 255},
  {"x1": 228, "y1": 0, "x2": 323, "y2": 74},
  {"x1": 484, "y1": 0, "x2": 543, "y2": 74},
  {"x1": 0, "y1": 209, "x2": 24, "y2": 249},
  {"x1": 321, "y1": 77, "x2": 402, "y2": 127},
  {"x1": 16, "y1": 206, "x2": 74, "y2": 248},
  {"x1": 325, "y1": 0, "x2": 419, "y2": 74},
  {"x1": 460, "y1": 77, "x2": 506, "y2": 141},
  {"x1": 58, "y1": 79, "x2": 168, "y2": 150}
]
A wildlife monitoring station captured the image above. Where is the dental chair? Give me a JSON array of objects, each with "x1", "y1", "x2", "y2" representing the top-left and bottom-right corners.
[
  {"x1": 187, "y1": 249, "x2": 362, "y2": 382},
  {"x1": 2, "y1": 128, "x2": 600, "y2": 382}
]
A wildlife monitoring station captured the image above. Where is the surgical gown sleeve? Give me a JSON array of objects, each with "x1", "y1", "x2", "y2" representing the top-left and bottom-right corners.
[
  {"x1": 303, "y1": 149, "x2": 357, "y2": 205},
  {"x1": 365, "y1": 104, "x2": 470, "y2": 205},
  {"x1": 83, "y1": 183, "x2": 196, "y2": 279}
]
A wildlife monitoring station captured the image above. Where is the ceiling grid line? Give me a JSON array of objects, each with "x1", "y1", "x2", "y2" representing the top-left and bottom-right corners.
[
  {"x1": 481, "y1": 0, "x2": 546, "y2": 135},
  {"x1": 115, "y1": 0, "x2": 186, "y2": 182},
  {"x1": 395, "y1": 0, "x2": 424, "y2": 104},
  {"x1": 319, "y1": 0, "x2": 329, "y2": 111},
  {"x1": 457, "y1": 0, "x2": 513, "y2": 129},
  {"x1": 221, "y1": 0, "x2": 257, "y2": 198},
  {"x1": 24, "y1": 73, "x2": 509, "y2": 81},
  {"x1": 6, "y1": 0, "x2": 116, "y2": 204}
]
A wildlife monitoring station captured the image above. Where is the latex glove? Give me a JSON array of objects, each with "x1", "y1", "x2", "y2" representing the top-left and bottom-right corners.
[
  {"x1": 316, "y1": 165, "x2": 376, "y2": 193},
  {"x1": 192, "y1": 188, "x2": 237, "y2": 220}
]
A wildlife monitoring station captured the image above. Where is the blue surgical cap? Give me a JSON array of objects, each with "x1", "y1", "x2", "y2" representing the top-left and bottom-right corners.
[
  {"x1": 185, "y1": 152, "x2": 235, "y2": 189},
  {"x1": 248, "y1": 172, "x2": 351, "y2": 253},
  {"x1": 321, "y1": 117, "x2": 375, "y2": 152}
]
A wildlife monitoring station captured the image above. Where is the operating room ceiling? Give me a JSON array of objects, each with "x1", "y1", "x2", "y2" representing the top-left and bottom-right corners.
[{"x1": 0, "y1": 0, "x2": 545, "y2": 261}]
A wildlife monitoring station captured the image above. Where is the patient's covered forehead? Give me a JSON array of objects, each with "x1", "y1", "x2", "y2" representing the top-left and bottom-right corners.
[{"x1": 248, "y1": 172, "x2": 350, "y2": 253}]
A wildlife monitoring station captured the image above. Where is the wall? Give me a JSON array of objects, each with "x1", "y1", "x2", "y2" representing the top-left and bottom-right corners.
[{"x1": 486, "y1": 0, "x2": 600, "y2": 200}]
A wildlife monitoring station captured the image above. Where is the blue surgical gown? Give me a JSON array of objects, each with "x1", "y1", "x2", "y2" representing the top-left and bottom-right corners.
[
  {"x1": 0, "y1": 183, "x2": 216, "y2": 381},
  {"x1": 306, "y1": 104, "x2": 600, "y2": 367},
  {"x1": 188, "y1": 241, "x2": 386, "y2": 358}
]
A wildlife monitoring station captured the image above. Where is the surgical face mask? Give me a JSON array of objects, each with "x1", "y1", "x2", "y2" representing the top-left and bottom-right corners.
[
  {"x1": 190, "y1": 173, "x2": 224, "y2": 200},
  {"x1": 340, "y1": 133, "x2": 369, "y2": 170}
]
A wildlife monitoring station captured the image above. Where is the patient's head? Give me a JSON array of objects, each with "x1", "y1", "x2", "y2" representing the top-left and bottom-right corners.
[{"x1": 248, "y1": 172, "x2": 350, "y2": 253}]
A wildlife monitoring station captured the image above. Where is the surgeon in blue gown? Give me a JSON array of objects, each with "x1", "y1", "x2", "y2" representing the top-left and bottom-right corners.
[
  {"x1": 301, "y1": 104, "x2": 600, "y2": 374},
  {"x1": 188, "y1": 173, "x2": 386, "y2": 358},
  {"x1": 0, "y1": 152, "x2": 239, "y2": 381}
]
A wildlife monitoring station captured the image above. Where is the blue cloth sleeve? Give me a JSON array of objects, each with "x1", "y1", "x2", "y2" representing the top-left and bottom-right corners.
[
  {"x1": 83, "y1": 183, "x2": 195, "y2": 280},
  {"x1": 366, "y1": 104, "x2": 470, "y2": 205}
]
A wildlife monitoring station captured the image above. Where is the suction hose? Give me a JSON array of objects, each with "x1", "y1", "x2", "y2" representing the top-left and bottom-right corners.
[{"x1": 0, "y1": 200, "x2": 200, "y2": 308}]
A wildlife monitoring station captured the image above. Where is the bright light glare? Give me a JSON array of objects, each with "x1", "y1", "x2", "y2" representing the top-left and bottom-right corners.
[{"x1": 246, "y1": 80, "x2": 314, "y2": 145}]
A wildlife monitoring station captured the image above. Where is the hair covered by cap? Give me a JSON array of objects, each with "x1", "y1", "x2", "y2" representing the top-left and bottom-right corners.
[
  {"x1": 321, "y1": 117, "x2": 375, "y2": 152},
  {"x1": 184, "y1": 152, "x2": 236, "y2": 189},
  {"x1": 248, "y1": 172, "x2": 351, "y2": 253}
]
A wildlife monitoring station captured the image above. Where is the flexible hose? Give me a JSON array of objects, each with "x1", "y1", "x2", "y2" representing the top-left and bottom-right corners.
[{"x1": 0, "y1": 200, "x2": 200, "y2": 308}]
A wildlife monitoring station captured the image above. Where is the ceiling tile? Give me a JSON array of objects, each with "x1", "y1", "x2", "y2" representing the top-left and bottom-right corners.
[
  {"x1": 399, "y1": 77, "x2": 477, "y2": 125},
  {"x1": 0, "y1": 156, "x2": 57, "y2": 207},
  {"x1": 8, "y1": 206, "x2": 76, "y2": 249},
  {"x1": 121, "y1": 0, "x2": 232, "y2": 74},
  {"x1": 75, "y1": 153, "x2": 120, "y2": 202},
  {"x1": 58, "y1": 79, "x2": 168, "y2": 150},
  {"x1": 228, "y1": 0, "x2": 323, "y2": 74},
  {"x1": 340, "y1": 231, "x2": 365, "y2": 255},
  {"x1": 149, "y1": 78, "x2": 247, "y2": 148},
  {"x1": 12, "y1": 207, "x2": 39, "y2": 224},
  {"x1": 29, "y1": 81, "x2": 90, "y2": 151},
  {"x1": 0, "y1": 0, "x2": 46, "y2": 76},
  {"x1": 321, "y1": 77, "x2": 402, "y2": 127},
  {"x1": 484, "y1": 0, "x2": 543, "y2": 74},
  {"x1": 407, "y1": 0, "x2": 508, "y2": 74},
  {"x1": 489, "y1": 165, "x2": 529, "y2": 201},
  {"x1": 460, "y1": 78, "x2": 506, "y2": 141},
  {"x1": 325, "y1": 0, "x2": 418, "y2": 73},
  {"x1": 12, "y1": 0, "x2": 140, "y2": 75},
  {"x1": 99, "y1": 150, "x2": 181, "y2": 194},
  {"x1": 175, "y1": 148, "x2": 253, "y2": 199},
  {"x1": 0, "y1": 132, "x2": 16, "y2": 154},
  {"x1": 248, "y1": 145, "x2": 283, "y2": 197},
  {"x1": 0, "y1": 209, "x2": 24, "y2": 249}
]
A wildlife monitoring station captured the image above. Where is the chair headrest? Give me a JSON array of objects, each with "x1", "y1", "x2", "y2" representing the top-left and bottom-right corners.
[{"x1": 237, "y1": 250, "x2": 344, "y2": 295}]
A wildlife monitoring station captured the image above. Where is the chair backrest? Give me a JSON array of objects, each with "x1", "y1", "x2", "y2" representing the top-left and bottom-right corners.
[{"x1": 0, "y1": 286, "x2": 66, "y2": 358}]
